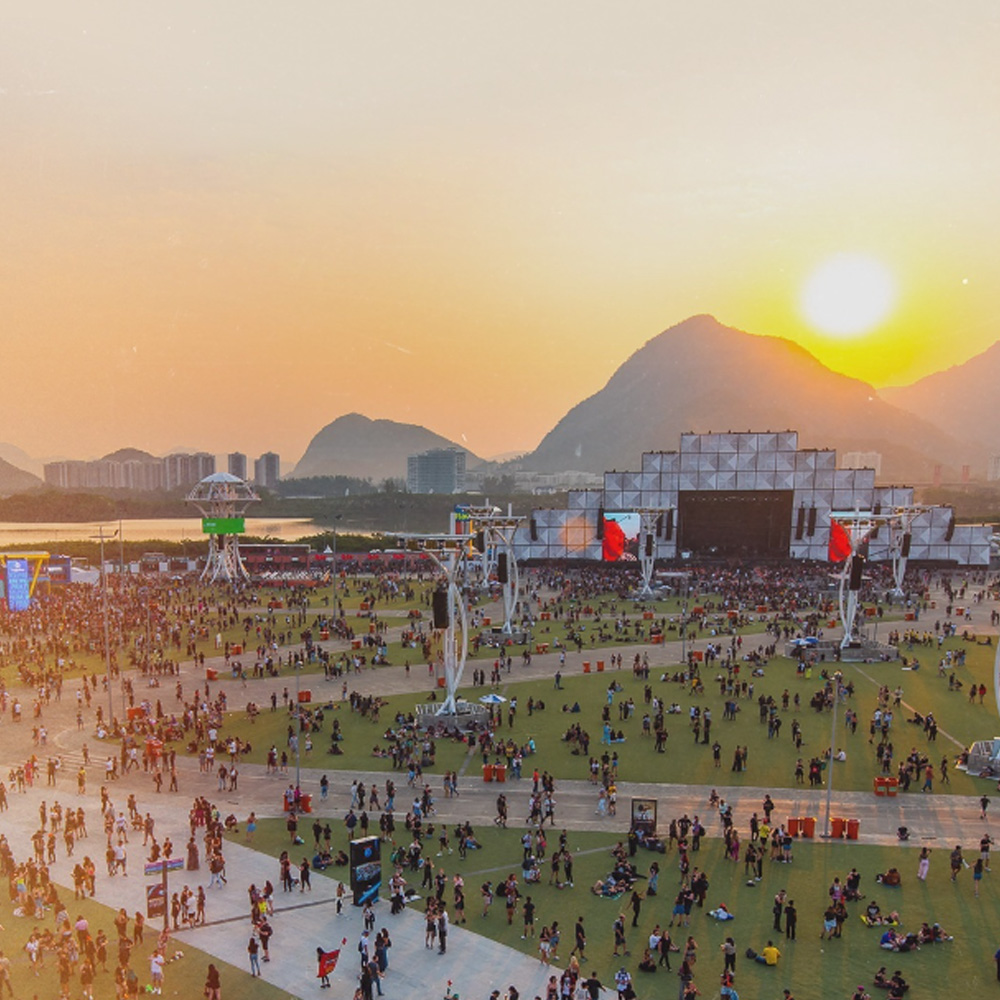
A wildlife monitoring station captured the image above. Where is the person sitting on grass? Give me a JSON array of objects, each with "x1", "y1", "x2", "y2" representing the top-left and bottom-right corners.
[
  {"x1": 748, "y1": 940, "x2": 780, "y2": 966},
  {"x1": 876, "y1": 868, "x2": 901, "y2": 887}
]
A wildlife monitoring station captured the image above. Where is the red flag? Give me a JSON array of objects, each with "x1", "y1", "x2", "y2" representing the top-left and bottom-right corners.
[
  {"x1": 317, "y1": 938, "x2": 347, "y2": 978},
  {"x1": 828, "y1": 519, "x2": 852, "y2": 562}
]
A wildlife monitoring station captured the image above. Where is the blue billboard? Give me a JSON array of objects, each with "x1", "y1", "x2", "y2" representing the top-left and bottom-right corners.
[{"x1": 6, "y1": 559, "x2": 31, "y2": 611}]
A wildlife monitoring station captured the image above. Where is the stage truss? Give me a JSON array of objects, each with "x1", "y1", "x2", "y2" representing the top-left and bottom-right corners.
[
  {"x1": 399, "y1": 534, "x2": 472, "y2": 720},
  {"x1": 831, "y1": 503, "x2": 932, "y2": 647}
]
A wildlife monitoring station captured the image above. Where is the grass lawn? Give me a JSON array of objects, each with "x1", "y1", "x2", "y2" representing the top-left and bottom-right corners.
[
  {"x1": 238, "y1": 819, "x2": 1000, "y2": 1000},
  {"x1": 215, "y1": 642, "x2": 993, "y2": 796}
]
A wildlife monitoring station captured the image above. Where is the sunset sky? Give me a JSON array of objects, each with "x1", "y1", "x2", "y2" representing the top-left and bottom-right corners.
[{"x1": 3, "y1": 2, "x2": 999, "y2": 467}]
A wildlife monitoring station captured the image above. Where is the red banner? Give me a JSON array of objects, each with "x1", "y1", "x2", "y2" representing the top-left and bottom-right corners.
[
  {"x1": 317, "y1": 938, "x2": 347, "y2": 978},
  {"x1": 828, "y1": 519, "x2": 852, "y2": 563}
]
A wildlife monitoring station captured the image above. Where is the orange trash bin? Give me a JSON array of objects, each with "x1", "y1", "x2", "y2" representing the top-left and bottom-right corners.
[
  {"x1": 583, "y1": 662, "x2": 591, "y2": 673},
  {"x1": 801, "y1": 816, "x2": 816, "y2": 838},
  {"x1": 846, "y1": 819, "x2": 860, "y2": 841},
  {"x1": 482, "y1": 764, "x2": 494, "y2": 782},
  {"x1": 495, "y1": 764, "x2": 507, "y2": 783},
  {"x1": 830, "y1": 816, "x2": 846, "y2": 839},
  {"x1": 787, "y1": 817, "x2": 800, "y2": 837},
  {"x1": 597, "y1": 661, "x2": 605, "y2": 672}
]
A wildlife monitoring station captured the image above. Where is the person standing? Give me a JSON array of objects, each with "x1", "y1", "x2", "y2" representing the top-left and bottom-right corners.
[
  {"x1": 772, "y1": 890, "x2": 786, "y2": 933},
  {"x1": 204, "y1": 963, "x2": 221, "y2": 1000},
  {"x1": 149, "y1": 949, "x2": 165, "y2": 995},
  {"x1": 437, "y1": 906, "x2": 449, "y2": 955},
  {"x1": 247, "y1": 935, "x2": 261, "y2": 977},
  {"x1": 258, "y1": 918, "x2": 273, "y2": 962},
  {"x1": 720, "y1": 936, "x2": 736, "y2": 977},
  {"x1": 917, "y1": 847, "x2": 931, "y2": 881},
  {"x1": 572, "y1": 917, "x2": 587, "y2": 962},
  {"x1": 981, "y1": 794, "x2": 990, "y2": 820},
  {"x1": 784, "y1": 899, "x2": 797, "y2": 940},
  {"x1": 951, "y1": 845, "x2": 965, "y2": 882}
]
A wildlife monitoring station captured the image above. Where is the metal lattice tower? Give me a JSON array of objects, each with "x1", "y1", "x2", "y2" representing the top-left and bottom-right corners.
[
  {"x1": 634, "y1": 508, "x2": 673, "y2": 599},
  {"x1": 400, "y1": 535, "x2": 473, "y2": 719},
  {"x1": 831, "y1": 502, "x2": 929, "y2": 647},
  {"x1": 185, "y1": 473, "x2": 260, "y2": 584}
]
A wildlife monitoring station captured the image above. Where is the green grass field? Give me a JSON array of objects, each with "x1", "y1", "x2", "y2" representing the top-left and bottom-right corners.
[
  {"x1": 236, "y1": 819, "x2": 1000, "y2": 1000},
  {"x1": 213, "y1": 633, "x2": 997, "y2": 798}
]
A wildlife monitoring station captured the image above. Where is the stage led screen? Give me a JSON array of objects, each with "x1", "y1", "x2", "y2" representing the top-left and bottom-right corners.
[
  {"x1": 6, "y1": 559, "x2": 30, "y2": 611},
  {"x1": 602, "y1": 512, "x2": 640, "y2": 562}
]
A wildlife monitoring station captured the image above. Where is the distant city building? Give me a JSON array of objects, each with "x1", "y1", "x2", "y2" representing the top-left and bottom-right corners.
[
  {"x1": 407, "y1": 448, "x2": 466, "y2": 494},
  {"x1": 254, "y1": 452, "x2": 281, "y2": 489},
  {"x1": 840, "y1": 451, "x2": 882, "y2": 477},
  {"x1": 228, "y1": 452, "x2": 248, "y2": 480},
  {"x1": 163, "y1": 452, "x2": 216, "y2": 490},
  {"x1": 989, "y1": 455, "x2": 1000, "y2": 482},
  {"x1": 44, "y1": 457, "x2": 165, "y2": 491}
]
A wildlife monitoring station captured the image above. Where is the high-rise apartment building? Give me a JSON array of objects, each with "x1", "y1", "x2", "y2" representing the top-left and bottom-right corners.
[
  {"x1": 406, "y1": 448, "x2": 466, "y2": 494},
  {"x1": 254, "y1": 452, "x2": 281, "y2": 489}
]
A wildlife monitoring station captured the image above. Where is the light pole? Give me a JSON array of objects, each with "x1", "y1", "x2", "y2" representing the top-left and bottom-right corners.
[
  {"x1": 294, "y1": 660, "x2": 302, "y2": 793},
  {"x1": 331, "y1": 515, "x2": 342, "y2": 595},
  {"x1": 91, "y1": 526, "x2": 119, "y2": 728},
  {"x1": 823, "y1": 671, "x2": 843, "y2": 837}
]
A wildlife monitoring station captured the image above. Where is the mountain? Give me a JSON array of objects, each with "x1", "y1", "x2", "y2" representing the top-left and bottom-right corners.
[
  {"x1": 881, "y1": 340, "x2": 1000, "y2": 457},
  {"x1": 289, "y1": 413, "x2": 483, "y2": 482},
  {"x1": 0, "y1": 456, "x2": 42, "y2": 496},
  {"x1": 101, "y1": 447, "x2": 158, "y2": 462},
  {"x1": 0, "y1": 442, "x2": 43, "y2": 478},
  {"x1": 521, "y1": 315, "x2": 975, "y2": 482}
]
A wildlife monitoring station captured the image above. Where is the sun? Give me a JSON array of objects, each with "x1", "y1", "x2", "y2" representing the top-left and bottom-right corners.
[{"x1": 800, "y1": 253, "x2": 896, "y2": 337}]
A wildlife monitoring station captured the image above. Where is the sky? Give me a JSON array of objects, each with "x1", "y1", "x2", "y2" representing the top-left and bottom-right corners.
[{"x1": 3, "y1": 1, "x2": 999, "y2": 468}]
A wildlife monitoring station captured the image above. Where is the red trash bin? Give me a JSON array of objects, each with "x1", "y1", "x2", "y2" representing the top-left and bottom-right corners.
[
  {"x1": 495, "y1": 764, "x2": 507, "y2": 783},
  {"x1": 787, "y1": 817, "x2": 799, "y2": 837},
  {"x1": 830, "y1": 816, "x2": 846, "y2": 839},
  {"x1": 846, "y1": 819, "x2": 860, "y2": 841},
  {"x1": 301, "y1": 794, "x2": 312, "y2": 814},
  {"x1": 801, "y1": 816, "x2": 816, "y2": 838},
  {"x1": 482, "y1": 764, "x2": 494, "y2": 782}
]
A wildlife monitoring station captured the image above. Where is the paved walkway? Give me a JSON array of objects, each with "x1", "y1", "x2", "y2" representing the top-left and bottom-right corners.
[{"x1": 2, "y1": 578, "x2": 996, "y2": 999}]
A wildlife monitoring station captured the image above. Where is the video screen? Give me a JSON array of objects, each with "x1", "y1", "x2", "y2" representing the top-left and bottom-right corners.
[{"x1": 602, "y1": 512, "x2": 640, "y2": 562}]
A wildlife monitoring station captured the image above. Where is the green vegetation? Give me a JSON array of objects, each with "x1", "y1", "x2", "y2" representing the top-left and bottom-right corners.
[{"x1": 239, "y1": 819, "x2": 1000, "y2": 1000}]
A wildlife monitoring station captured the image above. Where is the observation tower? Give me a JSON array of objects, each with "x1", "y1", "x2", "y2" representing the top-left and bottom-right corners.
[{"x1": 185, "y1": 472, "x2": 260, "y2": 583}]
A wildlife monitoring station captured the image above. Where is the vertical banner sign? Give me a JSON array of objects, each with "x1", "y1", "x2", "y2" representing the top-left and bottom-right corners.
[
  {"x1": 146, "y1": 883, "x2": 166, "y2": 920},
  {"x1": 349, "y1": 836, "x2": 381, "y2": 906},
  {"x1": 6, "y1": 559, "x2": 30, "y2": 611}
]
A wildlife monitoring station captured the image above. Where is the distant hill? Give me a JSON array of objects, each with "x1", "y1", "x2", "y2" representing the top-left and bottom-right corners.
[
  {"x1": 0, "y1": 442, "x2": 43, "y2": 478},
  {"x1": 881, "y1": 340, "x2": 1000, "y2": 459},
  {"x1": 520, "y1": 315, "x2": 974, "y2": 482},
  {"x1": 289, "y1": 413, "x2": 483, "y2": 482},
  {"x1": 0, "y1": 457, "x2": 42, "y2": 496},
  {"x1": 101, "y1": 447, "x2": 158, "y2": 462}
]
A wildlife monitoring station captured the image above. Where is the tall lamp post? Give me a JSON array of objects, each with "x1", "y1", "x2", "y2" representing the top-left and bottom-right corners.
[
  {"x1": 294, "y1": 660, "x2": 302, "y2": 793},
  {"x1": 91, "y1": 526, "x2": 119, "y2": 728},
  {"x1": 823, "y1": 671, "x2": 844, "y2": 838},
  {"x1": 331, "y1": 514, "x2": 343, "y2": 595}
]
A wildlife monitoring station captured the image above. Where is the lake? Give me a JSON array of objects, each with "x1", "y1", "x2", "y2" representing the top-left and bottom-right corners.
[{"x1": 0, "y1": 517, "x2": 324, "y2": 547}]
